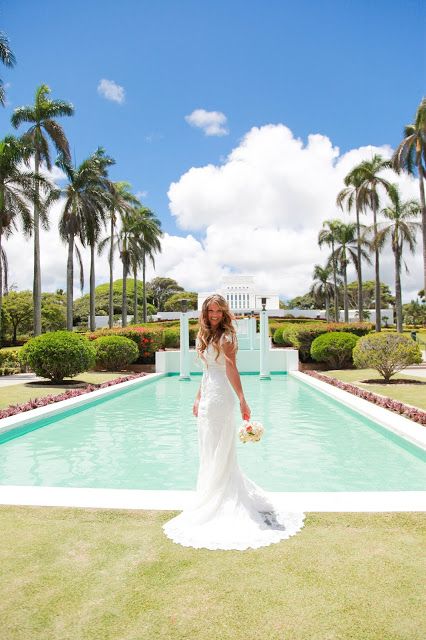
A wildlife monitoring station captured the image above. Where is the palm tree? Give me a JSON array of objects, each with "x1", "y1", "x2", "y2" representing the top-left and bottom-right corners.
[
  {"x1": 337, "y1": 169, "x2": 366, "y2": 321},
  {"x1": 0, "y1": 135, "x2": 53, "y2": 341},
  {"x1": 11, "y1": 84, "x2": 74, "y2": 335},
  {"x1": 128, "y1": 206, "x2": 162, "y2": 323},
  {"x1": 57, "y1": 149, "x2": 111, "y2": 330},
  {"x1": 104, "y1": 182, "x2": 139, "y2": 328},
  {"x1": 349, "y1": 154, "x2": 391, "y2": 331},
  {"x1": 392, "y1": 98, "x2": 426, "y2": 302},
  {"x1": 318, "y1": 219, "x2": 342, "y2": 321},
  {"x1": 0, "y1": 32, "x2": 16, "y2": 106},
  {"x1": 310, "y1": 264, "x2": 334, "y2": 321},
  {"x1": 328, "y1": 222, "x2": 370, "y2": 322},
  {"x1": 375, "y1": 185, "x2": 421, "y2": 332},
  {"x1": 83, "y1": 152, "x2": 114, "y2": 331}
]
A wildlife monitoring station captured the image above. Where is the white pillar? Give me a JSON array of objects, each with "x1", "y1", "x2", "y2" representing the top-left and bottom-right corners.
[
  {"x1": 249, "y1": 317, "x2": 256, "y2": 350},
  {"x1": 179, "y1": 311, "x2": 191, "y2": 381},
  {"x1": 259, "y1": 308, "x2": 271, "y2": 380}
]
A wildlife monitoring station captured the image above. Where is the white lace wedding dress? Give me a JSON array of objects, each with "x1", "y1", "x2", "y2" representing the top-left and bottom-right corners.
[{"x1": 162, "y1": 336, "x2": 305, "y2": 550}]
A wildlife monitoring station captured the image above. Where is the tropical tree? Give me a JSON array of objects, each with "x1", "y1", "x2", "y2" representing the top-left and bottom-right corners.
[
  {"x1": 318, "y1": 219, "x2": 342, "y2": 321},
  {"x1": 0, "y1": 135, "x2": 53, "y2": 342},
  {"x1": 11, "y1": 84, "x2": 74, "y2": 335},
  {"x1": 348, "y1": 154, "x2": 391, "y2": 331},
  {"x1": 83, "y1": 152, "x2": 114, "y2": 331},
  {"x1": 327, "y1": 222, "x2": 370, "y2": 322},
  {"x1": 374, "y1": 184, "x2": 420, "y2": 332},
  {"x1": 149, "y1": 277, "x2": 184, "y2": 312},
  {"x1": 392, "y1": 98, "x2": 426, "y2": 301},
  {"x1": 309, "y1": 264, "x2": 334, "y2": 321},
  {"x1": 0, "y1": 31, "x2": 16, "y2": 106},
  {"x1": 129, "y1": 206, "x2": 162, "y2": 323},
  {"x1": 337, "y1": 169, "x2": 366, "y2": 321},
  {"x1": 104, "y1": 182, "x2": 139, "y2": 328},
  {"x1": 57, "y1": 148, "x2": 112, "y2": 330}
]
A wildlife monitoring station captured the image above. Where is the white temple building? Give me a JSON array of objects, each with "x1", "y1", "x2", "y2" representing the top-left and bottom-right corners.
[{"x1": 198, "y1": 276, "x2": 279, "y2": 312}]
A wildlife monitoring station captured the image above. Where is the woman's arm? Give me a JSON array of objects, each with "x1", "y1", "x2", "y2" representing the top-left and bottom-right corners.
[
  {"x1": 193, "y1": 384, "x2": 201, "y2": 417},
  {"x1": 222, "y1": 340, "x2": 251, "y2": 420}
]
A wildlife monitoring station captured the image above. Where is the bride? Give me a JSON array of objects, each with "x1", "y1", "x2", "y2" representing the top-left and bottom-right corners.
[{"x1": 163, "y1": 294, "x2": 305, "y2": 550}]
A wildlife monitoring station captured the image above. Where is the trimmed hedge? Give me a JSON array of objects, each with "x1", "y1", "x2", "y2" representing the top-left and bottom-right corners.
[
  {"x1": 87, "y1": 326, "x2": 164, "y2": 363},
  {"x1": 94, "y1": 336, "x2": 139, "y2": 370},
  {"x1": 281, "y1": 322, "x2": 373, "y2": 362},
  {"x1": 20, "y1": 331, "x2": 96, "y2": 382},
  {"x1": 310, "y1": 332, "x2": 359, "y2": 369}
]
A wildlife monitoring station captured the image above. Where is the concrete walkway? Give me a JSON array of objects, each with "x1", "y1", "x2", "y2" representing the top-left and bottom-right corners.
[{"x1": 0, "y1": 373, "x2": 43, "y2": 388}]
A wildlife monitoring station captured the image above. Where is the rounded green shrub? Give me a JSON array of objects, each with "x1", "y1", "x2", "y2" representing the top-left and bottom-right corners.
[
  {"x1": 20, "y1": 331, "x2": 96, "y2": 383},
  {"x1": 94, "y1": 335, "x2": 139, "y2": 371},
  {"x1": 310, "y1": 331, "x2": 359, "y2": 369},
  {"x1": 163, "y1": 327, "x2": 180, "y2": 348},
  {"x1": 273, "y1": 327, "x2": 284, "y2": 344},
  {"x1": 353, "y1": 332, "x2": 422, "y2": 382}
]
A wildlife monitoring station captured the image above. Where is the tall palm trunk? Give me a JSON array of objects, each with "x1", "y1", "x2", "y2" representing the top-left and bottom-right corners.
[
  {"x1": 66, "y1": 234, "x2": 74, "y2": 331},
  {"x1": 133, "y1": 264, "x2": 138, "y2": 323},
  {"x1": 142, "y1": 251, "x2": 147, "y2": 322},
  {"x1": 342, "y1": 260, "x2": 349, "y2": 322},
  {"x1": 33, "y1": 152, "x2": 42, "y2": 336},
  {"x1": 394, "y1": 245, "x2": 403, "y2": 333},
  {"x1": 89, "y1": 243, "x2": 96, "y2": 331},
  {"x1": 373, "y1": 207, "x2": 381, "y2": 332},
  {"x1": 122, "y1": 258, "x2": 128, "y2": 327},
  {"x1": 331, "y1": 240, "x2": 339, "y2": 322},
  {"x1": 325, "y1": 290, "x2": 330, "y2": 322},
  {"x1": 355, "y1": 209, "x2": 363, "y2": 320},
  {"x1": 108, "y1": 215, "x2": 114, "y2": 329},
  {"x1": 417, "y1": 155, "x2": 426, "y2": 300}
]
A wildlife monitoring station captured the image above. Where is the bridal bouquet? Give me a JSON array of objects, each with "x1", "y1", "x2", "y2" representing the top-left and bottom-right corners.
[{"x1": 239, "y1": 420, "x2": 264, "y2": 443}]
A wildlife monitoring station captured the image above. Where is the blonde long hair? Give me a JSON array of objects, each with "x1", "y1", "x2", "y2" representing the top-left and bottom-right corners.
[{"x1": 197, "y1": 294, "x2": 237, "y2": 361}]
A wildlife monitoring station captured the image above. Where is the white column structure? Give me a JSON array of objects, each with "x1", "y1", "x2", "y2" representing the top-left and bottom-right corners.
[
  {"x1": 179, "y1": 310, "x2": 191, "y2": 381},
  {"x1": 259, "y1": 306, "x2": 271, "y2": 380}
]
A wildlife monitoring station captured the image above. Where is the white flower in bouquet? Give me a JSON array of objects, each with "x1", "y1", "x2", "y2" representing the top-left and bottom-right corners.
[{"x1": 238, "y1": 420, "x2": 264, "y2": 443}]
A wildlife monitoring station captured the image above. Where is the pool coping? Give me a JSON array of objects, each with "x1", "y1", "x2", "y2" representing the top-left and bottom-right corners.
[
  {"x1": 0, "y1": 370, "x2": 425, "y2": 512},
  {"x1": 0, "y1": 486, "x2": 424, "y2": 512},
  {"x1": 290, "y1": 371, "x2": 426, "y2": 451}
]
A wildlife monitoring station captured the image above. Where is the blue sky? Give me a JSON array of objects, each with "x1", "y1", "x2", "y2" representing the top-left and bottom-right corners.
[{"x1": 1, "y1": 0, "x2": 425, "y2": 299}]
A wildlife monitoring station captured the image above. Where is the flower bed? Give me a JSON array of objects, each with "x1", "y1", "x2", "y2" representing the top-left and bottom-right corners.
[
  {"x1": 0, "y1": 373, "x2": 147, "y2": 420},
  {"x1": 303, "y1": 370, "x2": 426, "y2": 427}
]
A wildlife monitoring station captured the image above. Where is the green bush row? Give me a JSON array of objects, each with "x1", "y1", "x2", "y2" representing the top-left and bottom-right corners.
[{"x1": 273, "y1": 322, "x2": 373, "y2": 362}]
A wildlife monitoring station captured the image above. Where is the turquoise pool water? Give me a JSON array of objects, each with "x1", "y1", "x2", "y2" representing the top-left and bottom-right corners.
[{"x1": 0, "y1": 374, "x2": 425, "y2": 491}]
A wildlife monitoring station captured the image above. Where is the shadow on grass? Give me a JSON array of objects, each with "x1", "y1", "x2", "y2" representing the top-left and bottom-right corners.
[{"x1": 361, "y1": 378, "x2": 426, "y2": 385}]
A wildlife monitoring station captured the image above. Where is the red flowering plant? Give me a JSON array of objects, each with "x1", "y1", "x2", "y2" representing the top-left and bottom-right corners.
[
  {"x1": 0, "y1": 373, "x2": 147, "y2": 420},
  {"x1": 87, "y1": 326, "x2": 164, "y2": 363},
  {"x1": 303, "y1": 370, "x2": 426, "y2": 427}
]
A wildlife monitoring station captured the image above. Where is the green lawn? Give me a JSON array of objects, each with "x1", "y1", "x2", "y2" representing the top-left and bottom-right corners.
[
  {"x1": 322, "y1": 369, "x2": 426, "y2": 411},
  {"x1": 0, "y1": 371, "x2": 130, "y2": 409},
  {"x1": 0, "y1": 506, "x2": 424, "y2": 640}
]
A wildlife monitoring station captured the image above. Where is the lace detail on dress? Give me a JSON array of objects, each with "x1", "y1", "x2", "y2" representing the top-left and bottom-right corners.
[{"x1": 162, "y1": 339, "x2": 305, "y2": 550}]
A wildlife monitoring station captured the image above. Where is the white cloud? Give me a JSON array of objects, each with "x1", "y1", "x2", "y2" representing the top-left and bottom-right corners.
[
  {"x1": 4, "y1": 124, "x2": 424, "y2": 304},
  {"x1": 97, "y1": 79, "x2": 125, "y2": 104},
  {"x1": 168, "y1": 124, "x2": 423, "y2": 301},
  {"x1": 185, "y1": 109, "x2": 229, "y2": 136}
]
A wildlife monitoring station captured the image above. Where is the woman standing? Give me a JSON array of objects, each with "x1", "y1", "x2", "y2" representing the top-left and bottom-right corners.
[{"x1": 163, "y1": 294, "x2": 305, "y2": 550}]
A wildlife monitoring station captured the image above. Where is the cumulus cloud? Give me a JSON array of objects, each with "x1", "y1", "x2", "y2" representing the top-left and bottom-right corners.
[
  {"x1": 97, "y1": 78, "x2": 125, "y2": 104},
  {"x1": 4, "y1": 123, "x2": 423, "y2": 304},
  {"x1": 168, "y1": 124, "x2": 423, "y2": 300},
  {"x1": 185, "y1": 109, "x2": 229, "y2": 136}
]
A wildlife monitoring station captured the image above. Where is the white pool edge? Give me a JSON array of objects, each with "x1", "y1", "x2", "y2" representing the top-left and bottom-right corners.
[
  {"x1": 290, "y1": 371, "x2": 426, "y2": 451},
  {"x1": 0, "y1": 486, "x2": 424, "y2": 512}
]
